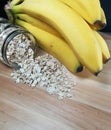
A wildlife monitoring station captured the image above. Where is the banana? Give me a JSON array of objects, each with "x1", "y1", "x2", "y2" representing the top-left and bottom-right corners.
[
  {"x1": 9, "y1": 0, "x2": 103, "y2": 75},
  {"x1": 92, "y1": 30, "x2": 110, "y2": 63},
  {"x1": 15, "y1": 19, "x2": 83, "y2": 73},
  {"x1": 59, "y1": 0, "x2": 106, "y2": 30},
  {"x1": 14, "y1": 13, "x2": 61, "y2": 37}
]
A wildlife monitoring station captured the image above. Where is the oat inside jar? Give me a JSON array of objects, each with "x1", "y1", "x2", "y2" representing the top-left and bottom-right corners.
[{"x1": 0, "y1": 23, "x2": 38, "y2": 68}]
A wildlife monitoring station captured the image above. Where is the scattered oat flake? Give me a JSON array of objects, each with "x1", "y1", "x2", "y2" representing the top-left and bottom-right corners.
[{"x1": 0, "y1": 24, "x2": 77, "y2": 100}]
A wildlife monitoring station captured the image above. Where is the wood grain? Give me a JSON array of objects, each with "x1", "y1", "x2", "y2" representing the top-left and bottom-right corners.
[{"x1": 0, "y1": 32, "x2": 111, "y2": 130}]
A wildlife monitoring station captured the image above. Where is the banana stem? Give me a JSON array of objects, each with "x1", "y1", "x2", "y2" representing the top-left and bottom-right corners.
[{"x1": 11, "y1": 4, "x2": 23, "y2": 14}]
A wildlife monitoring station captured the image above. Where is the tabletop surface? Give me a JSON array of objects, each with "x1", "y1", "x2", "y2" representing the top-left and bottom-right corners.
[{"x1": 0, "y1": 32, "x2": 111, "y2": 130}]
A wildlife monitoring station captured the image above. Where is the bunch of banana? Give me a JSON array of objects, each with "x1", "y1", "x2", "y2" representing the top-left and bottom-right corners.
[{"x1": 5, "y1": 0, "x2": 110, "y2": 76}]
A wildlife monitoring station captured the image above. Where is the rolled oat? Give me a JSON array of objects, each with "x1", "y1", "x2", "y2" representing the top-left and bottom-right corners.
[{"x1": 0, "y1": 19, "x2": 77, "y2": 100}]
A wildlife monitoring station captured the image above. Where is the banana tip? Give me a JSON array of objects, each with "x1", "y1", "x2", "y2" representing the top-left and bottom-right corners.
[
  {"x1": 104, "y1": 57, "x2": 111, "y2": 64},
  {"x1": 76, "y1": 66, "x2": 83, "y2": 73},
  {"x1": 94, "y1": 20, "x2": 107, "y2": 30},
  {"x1": 94, "y1": 70, "x2": 101, "y2": 76}
]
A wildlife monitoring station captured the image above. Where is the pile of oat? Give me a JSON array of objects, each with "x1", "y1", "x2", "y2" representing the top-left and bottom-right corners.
[
  {"x1": 0, "y1": 23, "x2": 77, "y2": 100},
  {"x1": 9, "y1": 40, "x2": 77, "y2": 99},
  {"x1": 11, "y1": 53, "x2": 77, "y2": 99}
]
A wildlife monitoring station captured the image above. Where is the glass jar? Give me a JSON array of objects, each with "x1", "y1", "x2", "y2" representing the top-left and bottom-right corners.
[{"x1": 0, "y1": 18, "x2": 38, "y2": 69}]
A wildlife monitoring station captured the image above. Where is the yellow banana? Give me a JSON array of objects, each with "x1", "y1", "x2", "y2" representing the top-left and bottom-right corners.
[
  {"x1": 9, "y1": 0, "x2": 103, "y2": 75},
  {"x1": 92, "y1": 30, "x2": 110, "y2": 63},
  {"x1": 59, "y1": 0, "x2": 105, "y2": 30},
  {"x1": 14, "y1": 13, "x2": 61, "y2": 37},
  {"x1": 15, "y1": 19, "x2": 83, "y2": 73}
]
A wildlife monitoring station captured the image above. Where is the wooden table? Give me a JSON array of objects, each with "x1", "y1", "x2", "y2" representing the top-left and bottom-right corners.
[{"x1": 0, "y1": 32, "x2": 111, "y2": 130}]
